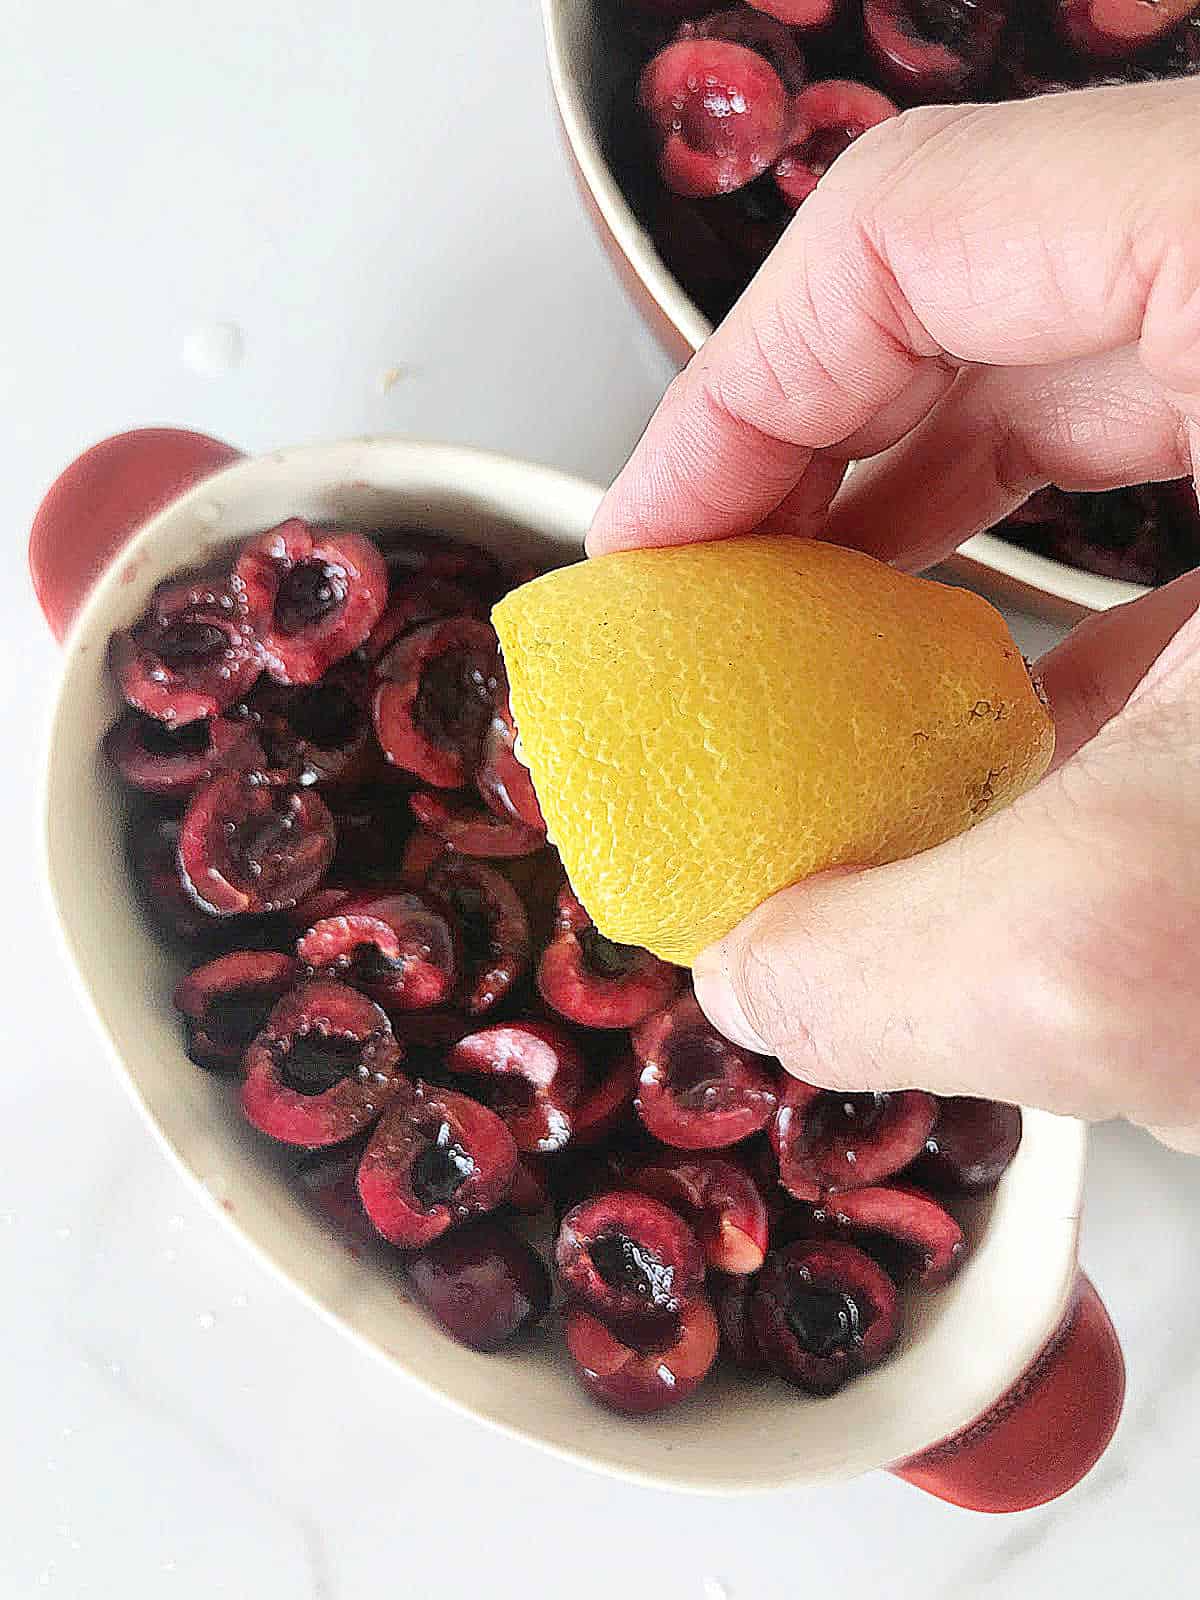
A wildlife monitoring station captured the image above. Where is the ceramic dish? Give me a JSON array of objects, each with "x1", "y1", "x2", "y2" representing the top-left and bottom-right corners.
[
  {"x1": 33, "y1": 429, "x2": 1123, "y2": 1506},
  {"x1": 541, "y1": 0, "x2": 1154, "y2": 623}
]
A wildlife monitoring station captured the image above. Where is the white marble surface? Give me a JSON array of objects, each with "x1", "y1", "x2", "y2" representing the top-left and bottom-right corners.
[{"x1": 3, "y1": 2, "x2": 1199, "y2": 1594}]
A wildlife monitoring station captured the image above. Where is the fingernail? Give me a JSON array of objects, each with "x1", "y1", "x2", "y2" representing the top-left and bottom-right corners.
[{"x1": 692, "y1": 944, "x2": 771, "y2": 1055}]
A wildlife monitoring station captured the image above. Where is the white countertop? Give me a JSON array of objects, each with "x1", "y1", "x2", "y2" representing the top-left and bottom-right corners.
[{"x1": 4, "y1": 2, "x2": 1199, "y2": 1594}]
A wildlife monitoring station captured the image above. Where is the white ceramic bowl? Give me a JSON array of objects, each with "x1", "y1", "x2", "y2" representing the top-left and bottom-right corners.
[
  {"x1": 541, "y1": 0, "x2": 1151, "y2": 623},
  {"x1": 37, "y1": 432, "x2": 1116, "y2": 1502}
]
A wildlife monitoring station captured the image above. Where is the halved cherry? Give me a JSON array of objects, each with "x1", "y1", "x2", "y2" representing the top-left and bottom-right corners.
[
  {"x1": 770, "y1": 1080, "x2": 937, "y2": 1197},
  {"x1": 178, "y1": 771, "x2": 336, "y2": 915},
  {"x1": 639, "y1": 39, "x2": 793, "y2": 197},
  {"x1": 173, "y1": 950, "x2": 301, "y2": 1070},
  {"x1": 556, "y1": 1191, "x2": 705, "y2": 1317},
  {"x1": 356, "y1": 1081, "x2": 518, "y2": 1248},
  {"x1": 386, "y1": 1009, "x2": 474, "y2": 1077},
  {"x1": 109, "y1": 574, "x2": 263, "y2": 725},
  {"x1": 745, "y1": 0, "x2": 840, "y2": 26},
  {"x1": 825, "y1": 1185, "x2": 964, "y2": 1287},
  {"x1": 242, "y1": 668, "x2": 377, "y2": 791},
  {"x1": 360, "y1": 576, "x2": 484, "y2": 665},
  {"x1": 907, "y1": 1096, "x2": 1023, "y2": 1195},
  {"x1": 373, "y1": 617, "x2": 501, "y2": 787},
  {"x1": 572, "y1": 1052, "x2": 640, "y2": 1148},
  {"x1": 773, "y1": 80, "x2": 898, "y2": 209},
  {"x1": 633, "y1": 994, "x2": 779, "y2": 1149},
  {"x1": 1059, "y1": 0, "x2": 1198, "y2": 59},
  {"x1": 235, "y1": 519, "x2": 387, "y2": 685},
  {"x1": 377, "y1": 529, "x2": 502, "y2": 595},
  {"x1": 508, "y1": 1156, "x2": 552, "y2": 1215},
  {"x1": 447, "y1": 1021, "x2": 587, "y2": 1153},
  {"x1": 475, "y1": 680, "x2": 546, "y2": 833},
  {"x1": 409, "y1": 790, "x2": 545, "y2": 858},
  {"x1": 624, "y1": 1155, "x2": 769, "y2": 1275},
  {"x1": 328, "y1": 783, "x2": 421, "y2": 889},
  {"x1": 129, "y1": 814, "x2": 227, "y2": 944},
  {"x1": 565, "y1": 1298, "x2": 719, "y2": 1415},
  {"x1": 537, "y1": 885, "x2": 682, "y2": 1028},
  {"x1": 296, "y1": 890, "x2": 459, "y2": 1012},
  {"x1": 103, "y1": 711, "x2": 263, "y2": 796},
  {"x1": 426, "y1": 858, "x2": 531, "y2": 1015},
  {"x1": 294, "y1": 1132, "x2": 379, "y2": 1246},
  {"x1": 400, "y1": 827, "x2": 448, "y2": 888},
  {"x1": 241, "y1": 981, "x2": 407, "y2": 1148},
  {"x1": 863, "y1": 0, "x2": 1008, "y2": 98},
  {"x1": 712, "y1": 1273, "x2": 770, "y2": 1371},
  {"x1": 751, "y1": 1239, "x2": 901, "y2": 1395},
  {"x1": 286, "y1": 886, "x2": 361, "y2": 928},
  {"x1": 679, "y1": 8, "x2": 808, "y2": 91},
  {"x1": 407, "y1": 1221, "x2": 551, "y2": 1350}
]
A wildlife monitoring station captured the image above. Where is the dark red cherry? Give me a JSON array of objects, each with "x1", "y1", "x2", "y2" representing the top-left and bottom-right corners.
[
  {"x1": 712, "y1": 1273, "x2": 770, "y2": 1371},
  {"x1": 400, "y1": 827, "x2": 448, "y2": 888},
  {"x1": 1058, "y1": 0, "x2": 1198, "y2": 59},
  {"x1": 239, "y1": 669, "x2": 378, "y2": 791},
  {"x1": 178, "y1": 772, "x2": 336, "y2": 915},
  {"x1": 373, "y1": 617, "x2": 501, "y2": 788},
  {"x1": 565, "y1": 1298, "x2": 719, "y2": 1415},
  {"x1": 907, "y1": 1096, "x2": 1023, "y2": 1194},
  {"x1": 407, "y1": 1221, "x2": 551, "y2": 1350},
  {"x1": 409, "y1": 790, "x2": 545, "y2": 858},
  {"x1": 639, "y1": 39, "x2": 793, "y2": 197},
  {"x1": 356, "y1": 1081, "x2": 518, "y2": 1248},
  {"x1": 234, "y1": 520, "x2": 387, "y2": 685},
  {"x1": 537, "y1": 885, "x2": 682, "y2": 1028},
  {"x1": 377, "y1": 530, "x2": 502, "y2": 595},
  {"x1": 173, "y1": 950, "x2": 301, "y2": 1070},
  {"x1": 572, "y1": 1052, "x2": 640, "y2": 1148},
  {"x1": 556, "y1": 1191, "x2": 705, "y2": 1317},
  {"x1": 633, "y1": 994, "x2": 779, "y2": 1149},
  {"x1": 751, "y1": 1239, "x2": 901, "y2": 1394},
  {"x1": 109, "y1": 573, "x2": 263, "y2": 725},
  {"x1": 360, "y1": 576, "x2": 484, "y2": 665},
  {"x1": 425, "y1": 858, "x2": 531, "y2": 1015},
  {"x1": 296, "y1": 890, "x2": 459, "y2": 1012},
  {"x1": 774, "y1": 80, "x2": 898, "y2": 209},
  {"x1": 475, "y1": 681, "x2": 546, "y2": 833},
  {"x1": 129, "y1": 814, "x2": 227, "y2": 944},
  {"x1": 824, "y1": 1184, "x2": 965, "y2": 1287},
  {"x1": 328, "y1": 783, "x2": 422, "y2": 890},
  {"x1": 507, "y1": 1156, "x2": 552, "y2": 1216},
  {"x1": 863, "y1": 0, "x2": 1008, "y2": 98},
  {"x1": 294, "y1": 1133, "x2": 379, "y2": 1246},
  {"x1": 624, "y1": 1154, "x2": 769, "y2": 1275},
  {"x1": 770, "y1": 1080, "x2": 937, "y2": 1197},
  {"x1": 241, "y1": 981, "x2": 407, "y2": 1148},
  {"x1": 679, "y1": 9, "x2": 808, "y2": 91},
  {"x1": 104, "y1": 711, "x2": 264, "y2": 796},
  {"x1": 447, "y1": 1021, "x2": 587, "y2": 1154}
]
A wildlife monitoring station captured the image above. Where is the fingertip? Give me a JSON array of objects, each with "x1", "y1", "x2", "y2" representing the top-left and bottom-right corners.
[{"x1": 693, "y1": 941, "x2": 773, "y2": 1054}]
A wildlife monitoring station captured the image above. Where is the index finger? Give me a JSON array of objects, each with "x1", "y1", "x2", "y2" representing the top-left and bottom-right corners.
[{"x1": 587, "y1": 81, "x2": 1200, "y2": 558}]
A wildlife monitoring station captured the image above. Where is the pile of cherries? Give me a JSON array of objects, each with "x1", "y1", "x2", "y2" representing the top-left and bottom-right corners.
[
  {"x1": 619, "y1": 0, "x2": 1200, "y2": 585},
  {"x1": 106, "y1": 518, "x2": 1022, "y2": 1415}
]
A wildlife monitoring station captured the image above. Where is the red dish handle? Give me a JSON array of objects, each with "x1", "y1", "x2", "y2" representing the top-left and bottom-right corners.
[
  {"x1": 890, "y1": 1272, "x2": 1124, "y2": 1513},
  {"x1": 29, "y1": 427, "x2": 243, "y2": 641}
]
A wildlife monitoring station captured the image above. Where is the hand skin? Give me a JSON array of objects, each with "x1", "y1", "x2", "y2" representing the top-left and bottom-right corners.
[{"x1": 588, "y1": 80, "x2": 1200, "y2": 1154}]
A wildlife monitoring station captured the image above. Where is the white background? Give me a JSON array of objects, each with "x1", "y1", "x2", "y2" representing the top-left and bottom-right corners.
[{"x1": 3, "y1": 2, "x2": 1199, "y2": 1594}]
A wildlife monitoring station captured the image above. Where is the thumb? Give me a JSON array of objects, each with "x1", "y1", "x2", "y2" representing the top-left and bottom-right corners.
[
  {"x1": 691, "y1": 679, "x2": 1200, "y2": 1131},
  {"x1": 692, "y1": 809, "x2": 1065, "y2": 1104}
]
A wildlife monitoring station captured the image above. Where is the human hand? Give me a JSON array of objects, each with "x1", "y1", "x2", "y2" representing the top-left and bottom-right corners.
[{"x1": 589, "y1": 80, "x2": 1200, "y2": 1152}]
